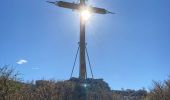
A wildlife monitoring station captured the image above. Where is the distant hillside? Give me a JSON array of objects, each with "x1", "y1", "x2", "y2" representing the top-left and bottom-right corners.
[{"x1": 112, "y1": 89, "x2": 147, "y2": 100}]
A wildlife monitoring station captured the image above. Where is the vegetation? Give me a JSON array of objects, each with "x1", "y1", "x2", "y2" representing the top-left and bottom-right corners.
[
  {"x1": 145, "y1": 77, "x2": 170, "y2": 100},
  {"x1": 0, "y1": 66, "x2": 113, "y2": 100},
  {"x1": 112, "y1": 89, "x2": 147, "y2": 100},
  {"x1": 0, "y1": 65, "x2": 169, "y2": 100},
  {"x1": 0, "y1": 66, "x2": 21, "y2": 100}
]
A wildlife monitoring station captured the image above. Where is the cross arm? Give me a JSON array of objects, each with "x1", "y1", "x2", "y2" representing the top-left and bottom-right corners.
[
  {"x1": 90, "y1": 6, "x2": 115, "y2": 14},
  {"x1": 47, "y1": 1, "x2": 79, "y2": 10},
  {"x1": 47, "y1": 1, "x2": 115, "y2": 14}
]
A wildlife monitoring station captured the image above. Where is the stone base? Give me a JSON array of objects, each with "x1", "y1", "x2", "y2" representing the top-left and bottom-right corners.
[{"x1": 62, "y1": 77, "x2": 113, "y2": 100}]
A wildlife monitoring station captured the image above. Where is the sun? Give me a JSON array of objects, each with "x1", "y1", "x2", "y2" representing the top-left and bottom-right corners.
[{"x1": 80, "y1": 9, "x2": 91, "y2": 21}]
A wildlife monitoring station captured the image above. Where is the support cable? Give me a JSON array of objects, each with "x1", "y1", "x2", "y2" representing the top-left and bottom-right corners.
[
  {"x1": 85, "y1": 45, "x2": 94, "y2": 79},
  {"x1": 70, "y1": 43, "x2": 80, "y2": 78}
]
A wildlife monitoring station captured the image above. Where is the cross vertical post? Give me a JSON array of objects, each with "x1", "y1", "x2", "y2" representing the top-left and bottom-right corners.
[{"x1": 79, "y1": 0, "x2": 86, "y2": 79}]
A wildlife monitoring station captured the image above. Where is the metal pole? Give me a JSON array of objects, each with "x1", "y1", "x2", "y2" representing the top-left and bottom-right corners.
[{"x1": 79, "y1": 0, "x2": 86, "y2": 79}]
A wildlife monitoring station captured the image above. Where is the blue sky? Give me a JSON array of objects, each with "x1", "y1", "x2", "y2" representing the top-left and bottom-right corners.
[{"x1": 0, "y1": 0, "x2": 170, "y2": 90}]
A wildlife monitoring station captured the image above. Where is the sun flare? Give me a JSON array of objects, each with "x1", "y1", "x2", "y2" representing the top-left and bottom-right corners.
[{"x1": 80, "y1": 9, "x2": 91, "y2": 21}]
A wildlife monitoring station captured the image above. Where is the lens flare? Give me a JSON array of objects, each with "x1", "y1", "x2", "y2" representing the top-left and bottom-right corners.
[{"x1": 81, "y1": 9, "x2": 91, "y2": 21}]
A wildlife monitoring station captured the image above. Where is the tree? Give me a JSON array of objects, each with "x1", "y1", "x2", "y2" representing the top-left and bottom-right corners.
[
  {"x1": 146, "y1": 77, "x2": 170, "y2": 100},
  {"x1": 0, "y1": 65, "x2": 21, "y2": 100}
]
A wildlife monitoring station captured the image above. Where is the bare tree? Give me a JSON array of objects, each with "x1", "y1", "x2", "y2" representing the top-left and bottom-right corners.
[
  {"x1": 0, "y1": 65, "x2": 21, "y2": 100},
  {"x1": 146, "y1": 77, "x2": 170, "y2": 100}
]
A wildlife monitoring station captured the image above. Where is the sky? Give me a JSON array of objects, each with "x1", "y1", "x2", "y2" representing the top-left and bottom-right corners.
[{"x1": 0, "y1": 0, "x2": 170, "y2": 90}]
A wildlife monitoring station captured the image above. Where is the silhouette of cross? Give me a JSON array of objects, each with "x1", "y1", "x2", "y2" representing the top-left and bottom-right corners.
[{"x1": 47, "y1": 0, "x2": 114, "y2": 79}]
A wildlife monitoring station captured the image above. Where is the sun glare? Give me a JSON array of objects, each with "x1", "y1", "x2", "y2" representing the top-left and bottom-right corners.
[{"x1": 80, "y1": 9, "x2": 91, "y2": 21}]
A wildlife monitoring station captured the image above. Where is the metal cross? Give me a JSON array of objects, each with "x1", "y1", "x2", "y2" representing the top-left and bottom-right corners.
[{"x1": 47, "y1": 0, "x2": 114, "y2": 79}]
